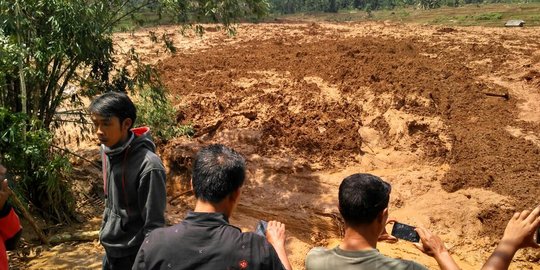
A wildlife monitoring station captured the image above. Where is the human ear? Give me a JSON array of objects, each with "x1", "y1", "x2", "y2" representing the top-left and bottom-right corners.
[
  {"x1": 122, "y1": 118, "x2": 133, "y2": 131},
  {"x1": 378, "y1": 208, "x2": 389, "y2": 224}
]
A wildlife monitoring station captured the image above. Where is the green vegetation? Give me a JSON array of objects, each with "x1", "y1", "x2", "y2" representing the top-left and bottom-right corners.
[
  {"x1": 136, "y1": 88, "x2": 194, "y2": 142},
  {"x1": 0, "y1": 0, "x2": 267, "y2": 223},
  {"x1": 0, "y1": 108, "x2": 73, "y2": 223},
  {"x1": 268, "y1": 0, "x2": 540, "y2": 13},
  {"x1": 269, "y1": 2, "x2": 540, "y2": 26}
]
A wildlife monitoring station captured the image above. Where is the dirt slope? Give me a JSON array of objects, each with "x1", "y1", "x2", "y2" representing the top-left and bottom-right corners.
[
  {"x1": 156, "y1": 22, "x2": 540, "y2": 269},
  {"x1": 14, "y1": 21, "x2": 540, "y2": 270}
]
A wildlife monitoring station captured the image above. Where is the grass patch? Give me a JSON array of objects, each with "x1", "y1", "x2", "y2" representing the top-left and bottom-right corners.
[
  {"x1": 474, "y1": 12, "x2": 503, "y2": 20},
  {"x1": 270, "y1": 3, "x2": 540, "y2": 27}
]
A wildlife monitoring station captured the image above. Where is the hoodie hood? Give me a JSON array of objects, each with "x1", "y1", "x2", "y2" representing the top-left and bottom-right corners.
[{"x1": 101, "y1": 127, "x2": 156, "y2": 156}]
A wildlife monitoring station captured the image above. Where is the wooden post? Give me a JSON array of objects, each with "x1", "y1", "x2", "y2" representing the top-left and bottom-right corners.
[{"x1": 10, "y1": 194, "x2": 49, "y2": 245}]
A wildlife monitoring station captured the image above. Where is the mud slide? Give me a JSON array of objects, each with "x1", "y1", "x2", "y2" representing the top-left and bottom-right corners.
[
  {"x1": 157, "y1": 22, "x2": 540, "y2": 269},
  {"x1": 15, "y1": 21, "x2": 540, "y2": 269}
]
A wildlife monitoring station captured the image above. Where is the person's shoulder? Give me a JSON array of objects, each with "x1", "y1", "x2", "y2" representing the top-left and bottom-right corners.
[
  {"x1": 141, "y1": 224, "x2": 181, "y2": 252},
  {"x1": 237, "y1": 231, "x2": 275, "y2": 254},
  {"x1": 399, "y1": 259, "x2": 428, "y2": 270},
  {"x1": 133, "y1": 149, "x2": 165, "y2": 174},
  {"x1": 238, "y1": 230, "x2": 267, "y2": 246},
  {"x1": 143, "y1": 151, "x2": 164, "y2": 167},
  {"x1": 307, "y1": 246, "x2": 332, "y2": 258},
  {"x1": 305, "y1": 247, "x2": 334, "y2": 269},
  {"x1": 379, "y1": 256, "x2": 428, "y2": 270}
]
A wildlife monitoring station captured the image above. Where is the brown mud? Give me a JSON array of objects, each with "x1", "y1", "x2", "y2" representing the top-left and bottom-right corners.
[
  {"x1": 158, "y1": 21, "x2": 540, "y2": 269},
  {"x1": 12, "y1": 21, "x2": 540, "y2": 269}
]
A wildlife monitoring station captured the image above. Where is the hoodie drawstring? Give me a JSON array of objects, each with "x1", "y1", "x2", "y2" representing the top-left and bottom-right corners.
[
  {"x1": 102, "y1": 151, "x2": 107, "y2": 196},
  {"x1": 103, "y1": 146, "x2": 132, "y2": 217},
  {"x1": 122, "y1": 146, "x2": 131, "y2": 216}
]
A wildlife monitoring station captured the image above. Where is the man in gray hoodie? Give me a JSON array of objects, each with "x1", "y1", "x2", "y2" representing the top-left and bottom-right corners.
[{"x1": 89, "y1": 92, "x2": 167, "y2": 270}]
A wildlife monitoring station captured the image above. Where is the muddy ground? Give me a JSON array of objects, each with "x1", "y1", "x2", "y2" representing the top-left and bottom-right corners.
[{"x1": 12, "y1": 21, "x2": 540, "y2": 269}]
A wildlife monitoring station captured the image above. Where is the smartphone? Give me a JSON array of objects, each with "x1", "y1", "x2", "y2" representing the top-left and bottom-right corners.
[
  {"x1": 255, "y1": 220, "x2": 268, "y2": 238},
  {"x1": 536, "y1": 227, "x2": 540, "y2": 244},
  {"x1": 391, "y1": 222, "x2": 420, "y2": 242}
]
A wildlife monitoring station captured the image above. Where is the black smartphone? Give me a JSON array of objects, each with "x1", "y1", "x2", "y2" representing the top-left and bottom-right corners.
[
  {"x1": 255, "y1": 220, "x2": 268, "y2": 238},
  {"x1": 536, "y1": 227, "x2": 540, "y2": 244},
  {"x1": 391, "y1": 222, "x2": 420, "y2": 242}
]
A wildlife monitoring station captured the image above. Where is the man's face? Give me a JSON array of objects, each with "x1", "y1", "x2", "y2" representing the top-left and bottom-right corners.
[{"x1": 91, "y1": 114, "x2": 128, "y2": 148}]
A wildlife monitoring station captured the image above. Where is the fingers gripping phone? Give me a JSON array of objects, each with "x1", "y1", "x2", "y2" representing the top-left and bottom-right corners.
[{"x1": 391, "y1": 222, "x2": 420, "y2": 242}]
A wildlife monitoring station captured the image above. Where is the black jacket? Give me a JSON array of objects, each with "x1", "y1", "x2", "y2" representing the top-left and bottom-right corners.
[
  {"x1": 133, "y1": 212, "x2": 285, "y2": 270},
  {"x1": 99, "y1": 127, "x2": 167, "y2": 257}
]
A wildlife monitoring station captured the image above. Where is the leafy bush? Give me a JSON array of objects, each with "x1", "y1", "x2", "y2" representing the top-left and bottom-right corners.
[
  {"x1": 0, "y1": 108, "x2": 74, "y2": 223},
  {"x1": 135, "y1": 87, "x2": 193, "y2": 142},
  {"x1": 474, "y1": 12, "x2": 503, "y2": 20}
]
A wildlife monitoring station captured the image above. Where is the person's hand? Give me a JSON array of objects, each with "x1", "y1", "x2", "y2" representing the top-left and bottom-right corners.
[
  {"x1": 481, "y1": 207, "x2": 540, "y2": 270},
  {"x1": 266, "y1": 220, "x2": 287, "y2": 248},
  {"x1": 414, "y1": 227, "x2": 448, "y2": 258},
  {"x1": 0, "y1": 164, "x2": 12, "y2": 210},
  {"x1": 265, "y1": 221, "x2": 292, "y2": 270},
  {"x1": 500, "y1": 206, "x2": 540, "y2": 249},
  {"x1": 379, "y1": 219, "x2": 398, "y2": 243}
]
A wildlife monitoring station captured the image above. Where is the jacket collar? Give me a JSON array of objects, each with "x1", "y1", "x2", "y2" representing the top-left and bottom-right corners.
[
  {"x1": 102, "y1": 132, "x2": 135, "y2": 156},
  {"x1": 184, "y1": 211, "x2": 231, "y2": 226}
]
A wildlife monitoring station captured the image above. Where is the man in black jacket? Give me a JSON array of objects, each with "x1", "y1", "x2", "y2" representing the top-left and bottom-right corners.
[
  {"x1": 133, "y1": 144, "x2": 292, "y2": 270},
  {"x1": 89, "y1": 92, "x2": 167, "y2": 270}
]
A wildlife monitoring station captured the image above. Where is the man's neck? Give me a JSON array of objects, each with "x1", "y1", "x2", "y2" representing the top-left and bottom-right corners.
[
  {"x1": 340, "y1": 225, "x2": 379, "y2": 251},
  {"x1": 193, "y1": 200, "x2": 231, "y2": 218},
  {"x1": 111, "y1": 131, "x2": 132, "y2": 149}
]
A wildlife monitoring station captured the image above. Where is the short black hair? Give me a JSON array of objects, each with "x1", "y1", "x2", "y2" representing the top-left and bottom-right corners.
[
  {"x1": 88, "y1": 91, "x2": 137, "y2": 129},
  {"x1": 338, "y1": 173, "x2": 391, "y2": 226},
  {"x1": 192, "y1": 144, "x2": 246, "y2": 203}
]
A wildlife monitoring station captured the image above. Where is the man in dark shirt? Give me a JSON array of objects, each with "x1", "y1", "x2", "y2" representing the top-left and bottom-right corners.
[{"x1": 132, "y1": 144, "x2": 292, "y2": 270}]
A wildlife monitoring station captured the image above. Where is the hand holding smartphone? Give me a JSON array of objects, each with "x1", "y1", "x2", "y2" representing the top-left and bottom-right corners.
[{"x1": 391, "y1": 222, "x2": 420, "y2": 242}]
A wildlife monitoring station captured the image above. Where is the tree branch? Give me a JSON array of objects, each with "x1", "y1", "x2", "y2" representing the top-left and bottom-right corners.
[
  {"x1": 105, "y1": 0, "x2": 158, "y2": 29},
  {"x1": 51, "y1": 145, "x2": 101, "y2": 170},
  {"x1": 44, "y1": 61, "x2": 80, "y2": 128}
]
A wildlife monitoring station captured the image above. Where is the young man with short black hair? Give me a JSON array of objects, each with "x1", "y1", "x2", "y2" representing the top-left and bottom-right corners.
[
  {"x1": 133, "y1": 144, "x2": 292, "y2": 270},
  {"x1": 306, "y1": 173, "x2": 460, "y2": 270},
  {"x1": 89, "y1": 91, "x2": 167, "y2": 270}
]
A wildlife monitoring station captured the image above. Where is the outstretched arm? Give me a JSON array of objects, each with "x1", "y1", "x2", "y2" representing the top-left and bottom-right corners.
[
  {"x1": 414, "y1": 227, "x2": 460, "y2": 270},
  {"x1": 481, "y1": 206, "x2": 540, "y2": 270},
  {"x1": 266, "y1": 220, "x2": 293, "y2": 270}
]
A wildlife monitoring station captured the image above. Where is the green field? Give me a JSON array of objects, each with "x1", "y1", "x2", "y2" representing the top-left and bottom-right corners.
[
  {"x1": 269, "y1": 3, "x2": 540, "y2": 27},
  {"x1": 114, "y1": 2, "x2": 540, "y2": 31}
]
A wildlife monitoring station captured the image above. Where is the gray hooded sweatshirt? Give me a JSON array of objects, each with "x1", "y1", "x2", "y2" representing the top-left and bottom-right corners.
[{"x1": 99, "y1": 127, "x2": 166, "y2": 258}]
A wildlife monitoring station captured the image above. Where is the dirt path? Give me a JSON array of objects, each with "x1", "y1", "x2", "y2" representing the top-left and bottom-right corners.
[{"x1": 14, "y1": 21, "x2": 540, "y2": 269}]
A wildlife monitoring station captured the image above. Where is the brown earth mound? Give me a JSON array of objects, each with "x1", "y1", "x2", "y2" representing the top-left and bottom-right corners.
[
  {"x1": 12, "y1": 22, "x2": 540, "y2": 270},
  {"x1": 160, "y1": 30, "x2": 540, "y2": 239}
]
